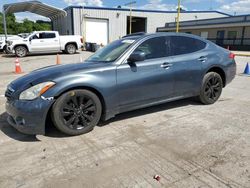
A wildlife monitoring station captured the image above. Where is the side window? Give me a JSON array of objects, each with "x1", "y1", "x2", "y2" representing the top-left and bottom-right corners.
[
  {"x1": 31, "y1": 34, "x2": 39, "y2": 40},
  {"x1": 170, "y1": 36, "x2": 206, "y2": 56},
  {"x1": 39, "y1": 33, "x2": 56, "y2": 39},
  {"x1": 134, "y1": 36, "x2": 170, "y2": 60}
]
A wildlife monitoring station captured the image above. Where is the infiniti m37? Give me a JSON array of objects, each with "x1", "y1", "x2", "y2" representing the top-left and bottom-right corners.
[{"x1": 5, "y1": 33, "x2": 236, "y2": 135}]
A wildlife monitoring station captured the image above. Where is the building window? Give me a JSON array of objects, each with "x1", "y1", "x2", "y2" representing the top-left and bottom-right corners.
[
  {"x1": 200, "y1": 31, "x2": 208, "y2": 39},
  {"x1": 228, "y1": 31, "x2": 237, "y2": 39}
]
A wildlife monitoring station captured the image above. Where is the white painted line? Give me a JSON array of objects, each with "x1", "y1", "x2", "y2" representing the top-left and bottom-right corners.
[{"x1": 0, "y1": 95, "x2": 4, "y2": 97}]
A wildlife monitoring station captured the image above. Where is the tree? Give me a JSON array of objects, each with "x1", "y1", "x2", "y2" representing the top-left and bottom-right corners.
[
  {"x1": 22, "y1": 19, "x2": 34, "y2": 33},
  {"x1": 0, "y1": 13, "x2": 51, "y2": 35}
]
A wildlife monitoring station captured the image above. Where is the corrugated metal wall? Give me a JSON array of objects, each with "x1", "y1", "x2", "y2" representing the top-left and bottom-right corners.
[
  {"x1": 53, "y1": 7, "x2": 228, "y2": 42},
  {"x1": 53, "y1": 8, "x2": 74, "y2": 35}
]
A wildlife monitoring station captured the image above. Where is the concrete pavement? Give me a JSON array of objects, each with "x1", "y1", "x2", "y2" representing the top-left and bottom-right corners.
[{"x1": 0, "y1": 52, "x2": 249, "y2": 188}]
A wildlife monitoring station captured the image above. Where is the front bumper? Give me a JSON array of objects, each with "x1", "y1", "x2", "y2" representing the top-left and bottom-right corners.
[{"x1": 5, "y1": 97, "x2": 54, "y2": 135}]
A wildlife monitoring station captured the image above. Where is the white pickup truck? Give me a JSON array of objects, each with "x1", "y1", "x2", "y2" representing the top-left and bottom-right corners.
[{"x1": 6, "y1": 31, "x2": 83, "y2": 57}]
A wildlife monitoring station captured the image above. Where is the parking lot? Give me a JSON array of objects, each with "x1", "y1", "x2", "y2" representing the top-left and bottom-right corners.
[{"x1": 0, "y1": 52, "x2": 249, "y2": 187}]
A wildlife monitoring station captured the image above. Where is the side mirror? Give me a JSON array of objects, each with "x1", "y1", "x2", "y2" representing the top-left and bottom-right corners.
[
  {"x1": 29, "y1": 37, "x2": 32, "y2": 41},
  {"x1": 127, "y1": 51, "x2": 146, "y2": 63}
]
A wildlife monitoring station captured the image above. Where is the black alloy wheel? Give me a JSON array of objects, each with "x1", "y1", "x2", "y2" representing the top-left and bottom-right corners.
[
  {"x1": 199, "y1": 72, "x2": 223, "y2": 105},
  {"x1": 52, "y1": 89, "x2": 102, "y2": 135}
]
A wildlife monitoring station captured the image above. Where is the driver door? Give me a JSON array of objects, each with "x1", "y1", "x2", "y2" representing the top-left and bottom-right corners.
[
  {"x1": 116, "y1": 36, "x2": 175, "y2": 112},
  {"x1": 29, "y1": 33, "x2": 43, "y2": 52}
]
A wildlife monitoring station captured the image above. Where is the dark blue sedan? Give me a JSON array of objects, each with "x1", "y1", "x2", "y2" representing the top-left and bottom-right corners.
[{"x1": 5, "y1": 33, "x2": 236, "y2": 135}]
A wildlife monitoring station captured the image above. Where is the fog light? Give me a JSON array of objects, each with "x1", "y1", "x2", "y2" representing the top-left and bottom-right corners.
[{"x1": 15, "y1": 116, "x2": 25, "y2": 126}]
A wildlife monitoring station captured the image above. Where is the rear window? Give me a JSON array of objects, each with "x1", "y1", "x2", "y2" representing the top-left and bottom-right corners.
[{"x1": 170, "y1": 36, "x2": 206, "y2": 56}]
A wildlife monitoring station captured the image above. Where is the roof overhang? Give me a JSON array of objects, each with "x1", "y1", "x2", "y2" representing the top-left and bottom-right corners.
[
  {"x1": 158, "y1": 22, "x2": 250, "y2": 32},
  {"x1": 157, "y1": 14, "x2": 250, "y2": 32},
  {"x1": 3, "y1": 0, "x2": 67, "y2": 20}
]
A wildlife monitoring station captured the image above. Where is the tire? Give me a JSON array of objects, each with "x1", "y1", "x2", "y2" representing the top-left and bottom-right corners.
[
  {"x1": 51, "y1": 89, "x2": 102, "y2": 135},
  {"x1": 3, "y1": 45, "x2": 6, "y2": 53},
  {"x1": 198, "y1": 72, "x2": 223, "y2": 105},
  {"x1": 15, "y1": 46, "x2": 27, "y2": 57},
  {"x1": 65, "y1": 43, "x2": 76, "y2": 54},
  {"x1": 5, "y1": 46, "x2": 12, "y2": 54}
]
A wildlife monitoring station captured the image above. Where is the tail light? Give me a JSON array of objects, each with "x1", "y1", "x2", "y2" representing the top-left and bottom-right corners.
[
  {"x1": 229, "y1": 52, "x2": 235, "y2": 59},
  {"x1": 80, "y1": 38, "x2": 83, "y2": 44}
]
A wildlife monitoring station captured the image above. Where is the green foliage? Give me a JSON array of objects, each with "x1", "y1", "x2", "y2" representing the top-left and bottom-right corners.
[{"x1": 0, "y1": 13, "x2": 51, "y2": 34}]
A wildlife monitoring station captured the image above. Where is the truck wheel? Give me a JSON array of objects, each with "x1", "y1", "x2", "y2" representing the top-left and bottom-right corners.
[
  {"x1": 198, "y1": 72, "x2": 223, "y2": 105},
  {"x1": 3, "y1": 45, "x2": 6, "y2": 53},
  {"x1": 15, "y1": 46, "x2": 27, "y2": 57},
  {"x1": 51, "y1": 89, "x2": 102, "y2": 135},
  {"x1": 65, "y1": 44, "x2": 76, "y2": 54},
  {"x1": 5, "y1": 47, "x2": 12, "y2": 54}
]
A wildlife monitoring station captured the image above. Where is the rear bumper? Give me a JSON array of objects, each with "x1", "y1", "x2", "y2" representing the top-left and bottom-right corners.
[
  {"x1": 5, "y1": 98, "x2": 54, "y2": 135},
  {"x1": 225, "y1": 61, "x2": 236, "y2": 86}
]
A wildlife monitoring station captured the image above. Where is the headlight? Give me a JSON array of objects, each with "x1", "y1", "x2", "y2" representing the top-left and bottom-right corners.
[
  {"x1": 6, "y1": 41, "x2": 13, "y2": 45},
  {"x1": 19, "y1": 81, "x2": 55, "y2": 100}
]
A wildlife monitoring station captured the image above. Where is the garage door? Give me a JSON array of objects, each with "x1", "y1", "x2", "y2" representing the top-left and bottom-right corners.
[{"x1": 85, "y1": 19, "x2": 108, "y2": 45}]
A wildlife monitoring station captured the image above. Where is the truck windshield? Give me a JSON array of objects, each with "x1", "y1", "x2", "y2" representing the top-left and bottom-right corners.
[{"x1": 86, "y1": 39, "x2": 136, "y2": 62}]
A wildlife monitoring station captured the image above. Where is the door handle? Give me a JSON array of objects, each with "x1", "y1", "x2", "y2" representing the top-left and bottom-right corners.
[
  {"x1": 40, "y1": 40, "x2": 44, "y2": 42},
  {"x1": 198, "y1": 56, "x2": 207, "y2": 62},
  {"x1": 161, "y1": 62, "x2": 172, "y2": 69}
]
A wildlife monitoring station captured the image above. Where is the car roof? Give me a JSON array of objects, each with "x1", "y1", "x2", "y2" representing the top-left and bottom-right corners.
[{"x1": 123, "y1": 32, "x2": 209, "y2": 43}]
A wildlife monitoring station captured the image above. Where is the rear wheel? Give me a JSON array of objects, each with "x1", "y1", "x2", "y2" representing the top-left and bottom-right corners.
[
  {"x1": 15, "y1": 46, "x2": 27, "y2": 57},
  {"x1": 52, "y1": 89, "x2": 102, "y2": 135},
  {"x1": 65, "y1": 44, "x2": 76, "y2": 54},
  {"x1": 199, "y1": 72, "x2": 223, "y2": 105}
]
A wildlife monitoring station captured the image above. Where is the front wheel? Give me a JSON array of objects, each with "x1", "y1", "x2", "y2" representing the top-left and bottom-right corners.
[
  {"x1": 51, "y1": 89, "x2": 102, "y2": 135},
  {"x1": 15, "y1": 46, "x2": 27, "y2": 57},
  {"x1": 198, "y1": 72, "x2": 223, "y2": 105}
]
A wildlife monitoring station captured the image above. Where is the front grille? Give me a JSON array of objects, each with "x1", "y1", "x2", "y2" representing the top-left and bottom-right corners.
[{"x1": 5, "y1": 86, "x2": 15, "y2": 101}]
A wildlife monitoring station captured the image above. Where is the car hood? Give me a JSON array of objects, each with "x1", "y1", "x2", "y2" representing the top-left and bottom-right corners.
[
  {"x1": 9, "y1": 61, "x2": 109, "y2": 92},
  {"x1": 1, "y1": 36, "x2": 21, "y2": 41}
]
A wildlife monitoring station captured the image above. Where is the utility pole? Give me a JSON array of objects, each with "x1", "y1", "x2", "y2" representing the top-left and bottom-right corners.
[
  {"x1": 176, "y1": 0, "x2": 181, "y2": 32},
  {"x1": 3, "y1": 7, "x2": 8, "y2": 41},
  {"x1": 124, "y1": 1, "x2": 136, "y2": 34}
]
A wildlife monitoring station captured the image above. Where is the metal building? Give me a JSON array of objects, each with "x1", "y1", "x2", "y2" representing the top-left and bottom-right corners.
[
  {"x1": 53, "y1": 6, "x2": 229, "y2": 45},
  {"x1": 157, "y1": 14, "x2": 250, "y2": 50}
]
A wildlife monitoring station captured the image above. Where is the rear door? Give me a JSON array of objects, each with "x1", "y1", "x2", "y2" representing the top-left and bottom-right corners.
[
  {"x1": 216, "y1": 30, "x2": 225, "y2": 46},
  {"x1": 169, "y1": 36, "x2": 207, "y2": 96},
  {"x1": 116, "y1": 36, "x2": 175, "y2": 110},
  {"x1": 39, "y1": 32, "x2": 60, "y2": 52}
]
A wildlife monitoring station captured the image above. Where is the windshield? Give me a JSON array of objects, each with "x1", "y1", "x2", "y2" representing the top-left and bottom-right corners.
[{"x1": 86, "y1": 38, "x2": 136, "y2": 62}]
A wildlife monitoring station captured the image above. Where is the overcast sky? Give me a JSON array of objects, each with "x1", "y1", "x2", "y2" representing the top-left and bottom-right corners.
[{"x1": 1, "y1": 0, "x2": 249, "y2": 22}]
